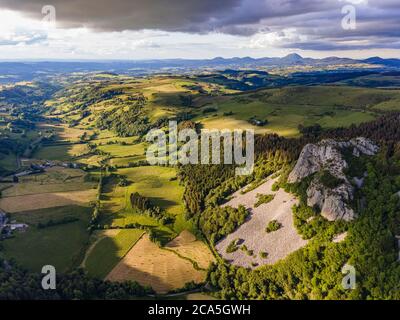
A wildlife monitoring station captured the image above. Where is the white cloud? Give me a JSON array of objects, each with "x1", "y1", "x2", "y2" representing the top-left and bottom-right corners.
[
  {"x1": 0, "y1": 10, "x2": 48, "y2": 45},
  {"x1": 338, "y1": 0, "x2": 368, "y2": 5},
  {"x1": 244, "y1": 28, "x2": 308, "y2": 49},
  {"x1": 0, "y1": 6, "x2": 399, "y2": 60}
]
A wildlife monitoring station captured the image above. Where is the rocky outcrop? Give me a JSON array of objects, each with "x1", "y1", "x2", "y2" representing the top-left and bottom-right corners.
[
  {"x1": 288, "y1": 137, "x2": 378, "y2": 221},
  {"x1": 288, "y1": 137, "x2": 378, "y2": 183},
  {"x1": 306, "y1": 179, "x2": 355, "y2": 221}
]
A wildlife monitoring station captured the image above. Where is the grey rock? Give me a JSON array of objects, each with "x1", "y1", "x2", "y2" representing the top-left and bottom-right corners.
[
  {"x1": 288, "y1": 139, "x2": 347, "y2": 183},
  {"x1": 288, "y1": 137, "x2": 378, "y2": 221},
  {"x1": 307, "y1": 179, "x2": 355, "y2": 221}
]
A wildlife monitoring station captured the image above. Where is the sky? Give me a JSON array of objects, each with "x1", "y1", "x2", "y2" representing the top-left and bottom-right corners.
[{"x1": 0, "y1": 0, "x2": 399, "y2": 60}]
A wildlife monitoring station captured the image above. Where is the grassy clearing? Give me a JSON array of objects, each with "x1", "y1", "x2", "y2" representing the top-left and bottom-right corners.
[
  {"x1": 2, "y1": 205, "x2": 91, "y2": 272},
  {"x1": 85, "y1": 228, "x2": 145, "y2": 279}
]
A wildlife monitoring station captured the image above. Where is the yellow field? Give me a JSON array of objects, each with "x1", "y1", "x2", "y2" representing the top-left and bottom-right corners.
[
  {"x1": 165, "y1": 231, "x2": 215, "y2": 269},
  {"x1": 106, "y1": 234, "x2": 206, "y2": 294},
  {"x1": 0, "y1": 189, "x2": 96, "y2": 213}
]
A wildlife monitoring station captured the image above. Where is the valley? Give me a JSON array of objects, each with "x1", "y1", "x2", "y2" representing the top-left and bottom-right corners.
[{"x1": 0, "y1": 66, "x2": 400, "y2": 300}]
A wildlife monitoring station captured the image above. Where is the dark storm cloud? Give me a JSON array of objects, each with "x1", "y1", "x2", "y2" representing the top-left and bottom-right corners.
[
  {"x1": 0, "y1": 0, "x2": 399, "y2": 51},
  {"x1": 0, "y1": 0, "x2": 242, "y2": 31},
  {"x1": 0, "y1": 0, "x2": 340, "y2": 33}
]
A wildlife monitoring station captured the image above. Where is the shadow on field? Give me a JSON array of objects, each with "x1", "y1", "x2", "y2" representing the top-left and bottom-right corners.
[
  {"x1": 97, "y1": 234, "x2": 172, "y2": 294},
  {"x1": 107, "y1": 261, "x2": 172, "y2": 294},
  {"x1": 148, "y1": 196, "x2": 178, "y2": 209}
]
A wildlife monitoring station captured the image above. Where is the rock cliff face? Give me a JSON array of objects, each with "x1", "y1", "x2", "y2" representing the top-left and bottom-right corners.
[{"x1": 288, "y1": 137, "x2": 378, "y2": 221}]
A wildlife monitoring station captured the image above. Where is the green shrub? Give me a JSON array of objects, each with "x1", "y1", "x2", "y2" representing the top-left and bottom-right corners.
[
  {"x1": 266, "y1": 220, "x2": 282, "y2": 233},
  {"x1": 240, "y1": 244, "x2": 253, "y2": 256},
  {"x1": 226, "y1": 239, "x2": 240, "y2": 253},
  {"x1": 254, "y1": 193, "x2": 275, "y2": 207}
]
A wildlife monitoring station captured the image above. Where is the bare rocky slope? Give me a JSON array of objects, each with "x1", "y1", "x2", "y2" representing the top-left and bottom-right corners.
[
  {"x1": 288, "y1": 137, "x2": 378, "y2": 221},
  {"x1": 216, "y1": 176, "x2": 307, "y2": 268}
]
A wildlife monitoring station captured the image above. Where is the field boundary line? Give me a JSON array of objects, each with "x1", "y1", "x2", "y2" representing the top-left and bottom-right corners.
[
  {"x1": 162, "y1": 247, "x2": 207, "y2": 272},
  {"x1": 80, "y1": 235, "x2": 107, "y2": 268},
  {"x1": 103, "y1": 230, "x2": 146, "y2": 280}
]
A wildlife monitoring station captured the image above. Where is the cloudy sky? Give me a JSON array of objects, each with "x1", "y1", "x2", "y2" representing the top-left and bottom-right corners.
[{"x1": 0, "y1": 0, "x2": 399, "y2": 60}]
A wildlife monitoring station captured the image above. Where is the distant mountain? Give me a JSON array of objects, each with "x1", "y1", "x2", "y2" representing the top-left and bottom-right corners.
[
  {"x1": 0, "y1": 54, "x2": 398, "y2": 83},
  {"x1": 363, "y1": 57, "x2": 400, "y2": 68},
  {"x1": 279, "y1": 53, "x2": 306, "y2": 64}
]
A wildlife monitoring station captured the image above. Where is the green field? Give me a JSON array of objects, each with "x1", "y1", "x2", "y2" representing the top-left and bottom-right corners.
[
  {"x1": 0, "y1": 167, "x2": 96, "y2": 197},
  {"x1": 2, "y1": 205, "x2": 91, "y2": 272},
  {"x1": 109, "y1": 155, "x2": 146, "y2": 167},
  {"x1": 33, "y1": 143, "x2": 90, "y2": 161},
  {"x1": 117, "y1": 166, "x2": 185, "y2": 216},
  {"x1": 97, "y1": 142, "x2": 146, "y2": 158},
  {"x1": 85, "y1": 229, "x2": 145, "y2": 279},
  {"x1": 196, "y1": 86, "x2": 383, "y2": 136},
  {"x1": 99, "y1": 165, "x2": 190, "y2": 237},
  {"x1": 0, "y1": 152, "x2": 17, "y2": 172}
]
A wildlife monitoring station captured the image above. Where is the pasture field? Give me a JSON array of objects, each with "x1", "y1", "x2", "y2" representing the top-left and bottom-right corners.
[
  {"x1": 90, "y1": 129, "x2": 116, "y2": 140},
  {"x1": 200, "y1": 117, "x2": 272, "y2": 135},
  {"x1": 109, "y1": 155, "x2": 145, "y2": 167},
  {"x1": 97, "y1": 142, "x2": 146, "y2": 158},
  {"x1": 0, "y1": 166, "x2": 96, "y2": 197},
  {"x1": 106, "y1": 234, "x2": 207, "y2": 294},
  {"x1": 98, "y1": 173, "x2": 177, "y2": 243},
  {"x1": 0, "y1": 189, "x2": 96, "y2": 212},
  {"x1": 38, "y1": 123, "x2": 88, "y2": 142},
  {"x1": 339, "y1": 74, "x2": 400, "y2": 89},
  {"x1": 85, "y1": 228, "x2": 145, "y2": 279},
  {"x1": 8, "y1": 204, "x2": 88, "y2": 225},
  {"x1": 0, "y1": 152, "x2": 17, "y2": 172},
  {"x1": 33, "y1": 143, "x2": 90, "y2": 161},
  {"x1": 370, "y1": 99, "x2": 400, "y2": 111},
  {"x1": 113, "y1": 166, "x2": 185, "y2": 217},
  {"x1": 91, "y1": 136, "x2": 139, "y2": 145},
  {"x1": 165, "y1": 231, "x2": 215, "y2": 269},
  {"x1": 2, "y1": 205, "x2": 91, "y2": 272},
  {"x1": 76, "y1": 154, "x2": 106, "y2": 166},
  {"x1": 259, "y1": 86, "x2": 400, "y2": 108},
  {"x1": 196, "y1": 86, "x2": 380, "y2": 136}
]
